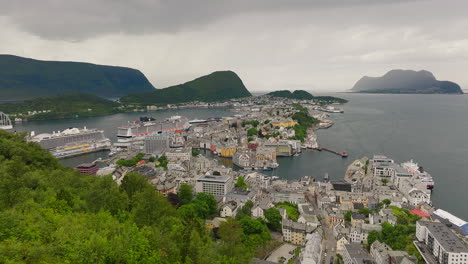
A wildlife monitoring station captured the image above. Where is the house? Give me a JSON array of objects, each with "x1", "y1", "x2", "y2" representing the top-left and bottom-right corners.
[
  {"x1": 351, "y1": 213, "x2": 367, "y2": 228},
  {"x1": 220, "y1": 201, "x2": 239, "y2": 218},
  {"x1": 349, "y1": 223, "x2": 382, "y2": 244},
  {"x1": 336, "y1": 235, "x2": 350, "y2": 254},
  {"x1": 343, "y1": 243, "x2": 375, "y2": 264},
  {"x1": 300, "y1": 232, "x2": 323, "y2": 264},
  {"x1": 369, "y1": 209, "x2": 397, "y2": 225},
  {"x1": 282, "y1": 219, "x2": 314, "y2": 245},
  {"x1": 370, "y1": 240, "x2": 417, "y2": 264}
]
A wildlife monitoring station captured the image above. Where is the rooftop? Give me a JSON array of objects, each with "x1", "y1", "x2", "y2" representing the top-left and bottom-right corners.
[
  {"x1": 418, "y1": 221, "x2": 468, "y2": 253},
  {"x1": 197, "y1": 174, "x2": 231, "y2": 183}
]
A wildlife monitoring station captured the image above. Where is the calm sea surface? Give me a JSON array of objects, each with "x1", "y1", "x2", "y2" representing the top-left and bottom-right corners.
[{"x1": 11, "y1": 94, "x2": 468, "y2": 219}]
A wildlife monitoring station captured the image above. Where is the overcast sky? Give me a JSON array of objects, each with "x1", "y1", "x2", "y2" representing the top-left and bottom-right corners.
[{"x1": 1, "y1": 0, "x2": 467, "y2": 92}]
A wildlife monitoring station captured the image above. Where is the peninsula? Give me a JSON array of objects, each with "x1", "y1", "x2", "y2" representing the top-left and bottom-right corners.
[
  {"x1": 351, "y1": 69, "x2": 463, "y2": 94},
  {"x1": 267, "y1": 90, "x2": 348, "y2": 104}
]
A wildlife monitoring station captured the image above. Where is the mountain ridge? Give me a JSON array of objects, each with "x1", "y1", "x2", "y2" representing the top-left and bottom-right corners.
[
  {"x1": 0, "y1": 54, "x2": 156, "y2": 100},
  {"x1": 120, "y1": 70, "x2": 251, "y2": 105},
  {"x1": 351, "y1": 69, "x2": 463, "y2": 94}
]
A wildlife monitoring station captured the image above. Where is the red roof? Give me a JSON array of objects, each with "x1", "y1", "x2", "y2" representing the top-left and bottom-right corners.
[{"x1": 410, "y1": 209, "x2": 430, "y2": 217}]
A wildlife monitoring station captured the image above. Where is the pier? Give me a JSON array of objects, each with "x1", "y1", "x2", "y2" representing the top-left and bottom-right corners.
[{"x1": 317, "y1": 147, "x2": 348, "y2": 157}]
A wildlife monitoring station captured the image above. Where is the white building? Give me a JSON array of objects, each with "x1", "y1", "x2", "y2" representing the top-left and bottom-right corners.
[
  {"x1": 220, "y1": 201, "x2": 239, "y2": 218},
  {"x1": 195, "y1": 174, "x2": 233, "y2": 196},
  {"x1": 416, "y1": 221, "x2": 468, "y2": 264},
  {"x1": 301, "y1": 232, "x2": 322, "y2": 264}
]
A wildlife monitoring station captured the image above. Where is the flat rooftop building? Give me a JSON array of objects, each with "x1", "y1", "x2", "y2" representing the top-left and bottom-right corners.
[
  {"x1": 195, "y1": 174, "x2": 233, "y2": 196},
  {"x1": 416, "y1": 221, "x2": 468, "y2": 264}
]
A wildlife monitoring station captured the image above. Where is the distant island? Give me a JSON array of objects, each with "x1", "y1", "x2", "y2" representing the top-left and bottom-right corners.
[
  {"x1": 0, "y1": 55, "x2": 155, "y2": 100},
  {"x1": 351, "y1": 70, "x2": 463, "y2": 94},
  {"x1": 267, "y1": 90, "x2": 348, "y2": 104},
  {"x1": 120, "y1": 71, "x2": 251, "y2": 105}
]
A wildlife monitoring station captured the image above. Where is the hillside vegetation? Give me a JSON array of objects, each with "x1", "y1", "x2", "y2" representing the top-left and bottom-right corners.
[
  {"x1": 121, "y1": 71, "x2": 251, "y2": 105},
  {"x1": 0, "y1": 94, "x2": 121, "y2": 120},
  {"x1": 0, "y1": 130, "x2": 273, "y2": 263},
  {"x1": 267, "y1": 90, "x2": 348, "y2": 104},
  {"x1": 0, "y1": 55, "x2": 155, "y2": 100}
]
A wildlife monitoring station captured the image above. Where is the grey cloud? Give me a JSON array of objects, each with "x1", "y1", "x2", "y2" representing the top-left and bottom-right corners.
[{"x1": 0, "y1": 0, "x2": 418, "y2": 39}]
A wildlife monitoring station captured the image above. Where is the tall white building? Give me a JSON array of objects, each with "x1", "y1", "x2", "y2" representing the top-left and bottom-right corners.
[
  {"x1": 195, "y1": 174, "x2": 233, "y2": 196},
  {"x1": 416, "y1": 221, "x2": 468, "y2": 264}
]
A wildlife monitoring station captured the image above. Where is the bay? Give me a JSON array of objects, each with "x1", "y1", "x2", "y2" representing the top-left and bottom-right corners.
[{"x1": 11, "y1": 94, "x2": 468, "y2": 219}]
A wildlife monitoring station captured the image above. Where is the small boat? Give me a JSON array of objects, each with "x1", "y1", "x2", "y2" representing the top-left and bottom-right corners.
[
  {"x1": 271, "y1": 176, "x2": 279, "y2": 180},
  {"x1": 263, "y1": 167, "x2": 272, "y2": 171}
]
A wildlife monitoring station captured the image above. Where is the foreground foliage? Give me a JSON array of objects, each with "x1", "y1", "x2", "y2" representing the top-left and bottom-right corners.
[{"x1": 0, "y1": 131, "x2": 267, "y2": 263}]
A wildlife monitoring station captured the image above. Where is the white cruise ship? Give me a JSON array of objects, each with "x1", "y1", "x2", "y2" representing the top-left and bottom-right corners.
[
  {"x1": 117, "y1": 115, "x2": 190, "y2": 143},
  {"x1": 28, "y1": 127, "x2": 111, "y2": 158},
  {"x1": 401, "y1": 159, "x2": 435, "y2": 189}
]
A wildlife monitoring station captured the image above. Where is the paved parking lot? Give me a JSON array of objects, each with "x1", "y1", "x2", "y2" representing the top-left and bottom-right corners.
[{"x1": 266, "y1": 243, "x2": 297, "y2": 263}]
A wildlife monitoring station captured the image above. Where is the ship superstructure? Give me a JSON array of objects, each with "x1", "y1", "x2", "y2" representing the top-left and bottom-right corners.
[
  {"x1": 117, "y1": 115, "x2": 190, "y2": 143},
  {"x1": 28, "y1": 127, "x2": 111, "y2": 158},
  {"x1": 401, "y1": 159, "x2": 434, "y2": 190}
]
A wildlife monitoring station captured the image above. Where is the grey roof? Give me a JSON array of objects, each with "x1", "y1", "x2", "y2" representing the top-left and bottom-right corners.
[
  {"x1": 344, "y1": 243, "x2": 375, "y2": 264},
  {"x1": 418, "y1": 221, "x2": 468, "y2": 253},
  {"x1": 197, "y1": 174, "x2": 231, "y2": 183},
  {"x1": 352, "y1": 213, "x2": 367, "y2": 220}
]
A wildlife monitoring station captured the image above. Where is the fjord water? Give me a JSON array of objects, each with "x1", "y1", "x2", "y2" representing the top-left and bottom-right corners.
[{"x1": 12, "y1": 94, "x2": 468, "y2": 219}]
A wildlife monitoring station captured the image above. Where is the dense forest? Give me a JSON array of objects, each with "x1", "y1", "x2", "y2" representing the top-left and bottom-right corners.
[
  {"x1": 0, "y1": 94, "x2": 122, "y2": 120},
  {"x1": 120, "y1": 71, "x2": 252, "y2": 105},
  {"x1": 0, "y1": 130, "x2": 273, "y2": 263}
]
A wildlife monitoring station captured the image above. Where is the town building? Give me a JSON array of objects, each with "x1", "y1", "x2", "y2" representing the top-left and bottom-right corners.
[
  {"x1": 75, "y1": 162, "x2": 99, "y2": 175},
  {"x1": 369, "y1": 209, "x2": 397, "y2": 225},
  {"x1": 165, "y1": 147, "x2": 191, "y2": 163},
  {"x1": 195, "y1": 174, "x2": 233, "y2": 196},
  {"x1": 370, "y1": 241, "x2": 417, "y2": 264},
  {"x1": 220, "y1": 201, "x2": 239, "y2": 218},
  {"x1": 343, "y1": 243, "x2": 375, "y2": 264},
  {"x1": 415, "y1": 221, "x2": 468, "y2": 264},
  {"x1": 300, "y1": 232, "x2": 322, "y2": 264},
  {"x1": 281, "y1": 219, "x2": 314, "y2": 245},
  {"x1": 144, "y1": 135, "x2": 169, "y2": 156}
]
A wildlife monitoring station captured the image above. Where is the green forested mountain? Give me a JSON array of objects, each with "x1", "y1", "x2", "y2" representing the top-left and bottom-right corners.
[
  {"x1": 267, "y1": 90, "x2": 314, "y2": 100},
  {"x1": 267, "y1": 90, "x2": 348, "y2": 103},
  {"x1": 0, "y1": 94, "x2": 122, "y2": 120},
  {"x1": 351, "y1": 69, "x2": 463, "y2": 94},
  {"x1": 0, "y1": 55, "x2": 155, "y2": 100},
  {"x1": 120, "y1": 71, "x2": 251, "y2": 105},
  {"x1": 0, "y1": 131, "x2": 272, "y2": 263}
]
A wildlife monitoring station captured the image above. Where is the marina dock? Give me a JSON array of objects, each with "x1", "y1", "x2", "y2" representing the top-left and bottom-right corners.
[{"x1": 317, "y1": 146, "x2": 348, "y2": 157}]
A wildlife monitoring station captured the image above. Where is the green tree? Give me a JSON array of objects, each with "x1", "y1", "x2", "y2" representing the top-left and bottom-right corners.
[
  {"x1": 235, "y1": 176, "x2": 249, "y2": 189},
  {"x1": 247, "y1": 128, "x2": 258, "y2": 137},
  {"x1": 179, "y1": 184, "x2": 193, "y2": 205},
  {"x1": 218, "y1": 218, "x2": 249, "y2": 262},
  {"x1": 236, "y1": 200, "x2": 254, "y2": 220},
  {"x1": 264, "y1": 207, "x2": 282, "y2": 231},
  {"x1": 381, "y1": 179, "x2": 389, "y2": 186},
  {"x1": 120, "y1": 172, "x2": 151, "y2": 202},
  {"x1": 191, "y1": 149, "x2": 200, "y2": 156},
  {"x1": 344, "y1": 210, "x2": 353, "y2": 223},
  {"x1": 382, "y1": 199, "x2": 391, "y2": 206}
]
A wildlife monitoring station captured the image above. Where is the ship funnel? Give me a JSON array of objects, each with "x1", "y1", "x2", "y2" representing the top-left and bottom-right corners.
[{"x1": 30, "y1": 131, "x2": 35, "y2": 137}]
